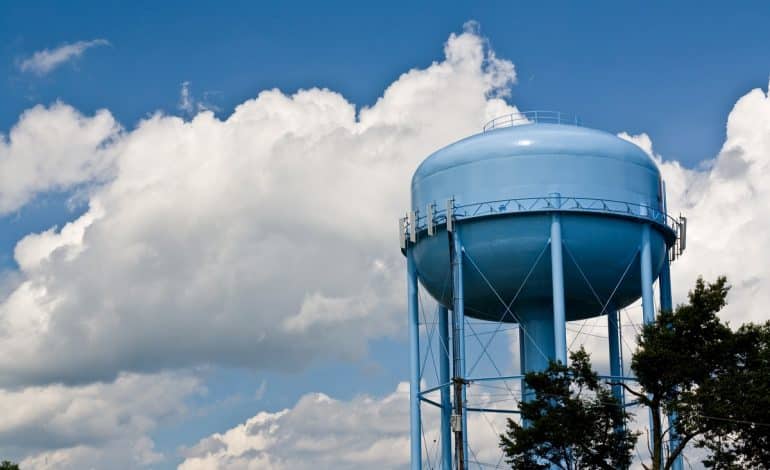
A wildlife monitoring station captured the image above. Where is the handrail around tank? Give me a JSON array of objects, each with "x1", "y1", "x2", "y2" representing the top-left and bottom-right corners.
[
  {"x1": 399, "y1": 195, "x2": 687, "y2": 260},
  {"x1": 482, "y1": 110, "x2": 582, "y2": 132}
]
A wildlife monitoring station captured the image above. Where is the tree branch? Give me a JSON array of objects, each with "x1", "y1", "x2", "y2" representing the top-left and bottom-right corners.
[
  {"x1": 610, "y1": 381, "x2": 647, "y2": 401},
  {"x1": 664, "y1": 432, "x2": 697, "y2": 470}
]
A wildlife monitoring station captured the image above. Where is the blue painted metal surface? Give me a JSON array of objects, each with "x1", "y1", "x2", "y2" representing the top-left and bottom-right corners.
[
  {"x1": 658, "y1": 255, "x2": 672, "y2": 317},
  {"x1": 607, "y1": 309, "x2": 624, "y2": 406},
  {"x1": 660, "y1": 258, "x2": 683, "y2": 470},
  {"x1": 518, "y1": 306, "x2": 555, "y2": 371},
  {"x1": 403, "y1": 120, "x2": 685, "y2": 468},
  {"x1": 640, "y1": 223, "x2": 658, "y2": 463},
  {"x1": 640, "y1": 224, "x2": 655, "y2": 325},
  {"x1": 413, "y1": 123, "x2": 661, "y2": 212},
  {"x1": 550, "y1": 208, "x2": 567, "y2": 364},
  {"x1": 519, "y1": 305, "x2": 555, "y2": 403},
  {"x1": 410, "y1": 123, "x2": 673, "y2": 322},
  {"x1": 407, "y1": 249, "x2": 421, "y2": 470},
  {"x1": 451, "y1": 231, "x2": 468, "y2": 469},
  {"x1": 438, "y1": 305, "x2": 452, "y2": 470}
]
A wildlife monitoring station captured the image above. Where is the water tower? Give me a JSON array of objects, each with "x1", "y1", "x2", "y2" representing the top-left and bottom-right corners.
[{"x1": 400, "y1": 112, "x2": 687, "y2": 469}]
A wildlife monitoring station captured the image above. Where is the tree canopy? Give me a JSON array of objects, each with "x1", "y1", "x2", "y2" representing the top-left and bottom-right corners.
[
  {"x1": 695, "y1": 321, "x2": 770, "y2": 468},
  {"x1": 499, "y1": 348, "x2": 637, "y2": 470},
  {"x1": 500, "y1": 276, "x2": 770, "y2": 469},
  {"x1": 628, "y1": 276, "x2": 734, "y2": 469}
]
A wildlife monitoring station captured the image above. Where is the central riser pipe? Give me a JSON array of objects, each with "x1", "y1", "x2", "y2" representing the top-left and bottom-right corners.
[{"x1": 519, "y1": 307, "x2": 556, "y2": 400}]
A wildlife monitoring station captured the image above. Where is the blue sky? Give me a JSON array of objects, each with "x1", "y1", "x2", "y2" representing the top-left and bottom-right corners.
[
  {"x1": 3, "y1": 1, "x2": 768, "y2": 165},
  {"x1": 1, "y1": 1, "x2": 769, "y2": 468}
]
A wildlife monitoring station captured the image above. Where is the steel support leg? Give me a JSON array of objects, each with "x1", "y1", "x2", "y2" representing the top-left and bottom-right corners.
[
  {"x1": 407, "y1": 249, "x2": 422, "y2": 470},
  {"x1": 438, "y1": 305, "x2": 452, "y2": 470},
  {"x1": 659, "y1": 256, "x2": 673, "y2": 313},
  {"x1": 607, "y1": 309, "x2": 625, "y2": 406},
  {"x1": 451, "y1": 231, "x2": 468, "y2": 470},
  {"x1": 660, "y1": 256, "x2": 683, "y2": 470},
  {"x1": 640, "y1": 224, "x2": 655, "y2": 325},
  {"x1": 640, "y1": 223, "x2": 658, "y2": 463},
  {"x1": 550, "y1": 212, "x2": 567, "y2": 364}
]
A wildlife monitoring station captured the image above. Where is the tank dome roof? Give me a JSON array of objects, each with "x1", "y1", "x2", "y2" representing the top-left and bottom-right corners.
[{"x1": 413, "y1": 123, "x2": 657, "y2": 185}]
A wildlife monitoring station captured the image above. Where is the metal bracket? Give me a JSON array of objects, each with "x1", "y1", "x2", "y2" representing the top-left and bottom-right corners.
[
  {"x1": 679, "y1": 215, "x2": 687, "y2": 254},
  {"x1": 451, "y1": 414, "x2": 462, "y2": 432},
  {"x1": 427, "y1": 203, "x2": 435, "y2": 236},
  {"x1": 446, "y1": 199, "x2": 454, "y2": 232},
  {"x1": 408, "y1": 211, "x2": 417, "y2": 243}
]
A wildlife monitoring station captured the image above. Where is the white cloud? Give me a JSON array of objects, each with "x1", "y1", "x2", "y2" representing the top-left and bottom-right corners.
[
  {"x1": 18, "y1": 39, "x2": 110, "y2": 76},
  {"x1": 0, "y1": 29, "x2": 518, "y2": 387},
  {"x1": 179, "y1": 81, "x2": 195, "y2": 115},
  {"x1": 3, "y1": 23, "x2": 768, "y2": 469},
  {"x1": 619, "y1": 79, "x2": 770, "y2": 325},
  {"x1": 0, "y1": 103, "x2": 120, "y2": 215},
  {"x1": 0, "y1": 372, "x2": 202, "y2": 469},
  {"x1": 20, "y1": 437, "x2": 163, "y2": 470},
  {"x1": 178, "y1": 382, "x2": 508, "y2": 470},
  {"x1": 178, "y1": 82, "x2": 221, "y2": 116}
]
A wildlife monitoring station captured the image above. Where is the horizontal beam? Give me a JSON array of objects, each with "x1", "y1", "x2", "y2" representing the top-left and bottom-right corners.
[
  {"x1": 466, "y1": 374, "x2": 524, "y2": 383},
  {"x1": 467, "y1": 407, "x2": 521, "y2": 414}
]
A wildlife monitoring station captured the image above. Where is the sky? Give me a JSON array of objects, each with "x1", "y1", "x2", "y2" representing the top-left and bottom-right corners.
[{"x1": 0, "y1": 1, "x2": 769, "y2": 468}]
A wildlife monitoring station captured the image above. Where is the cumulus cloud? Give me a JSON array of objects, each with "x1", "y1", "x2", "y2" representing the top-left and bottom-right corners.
[
  {"x1": 21, "y1": 437, "x2": 163, "y2": 470},
  {"x1": 0, "y1": 102, "x2": 120, "y2": 215},
  {"x1": 178, "y1": 82, "x2": 221, "y2": 116},
  {"x1": 0, "y1": 29, "x2": 518, "y2": 387},
  {"x1": 18, "y1": 39, "x2": 110, "y2": 76},
  {"x1": 179, "y1": 81, "x2": 195, "y2": 114},
  {"x1": 619, "y1": 79, "x2": 770, "y2": 325},
  {"x1": 3, "y1": 22, "x2": 768, "y2": 469},
  {"x1": 0, "y1": 372, "x2": 202, "y2": 469},
  {"x1": 178, "y1": 382, "x2": 507, "y2": 470}
]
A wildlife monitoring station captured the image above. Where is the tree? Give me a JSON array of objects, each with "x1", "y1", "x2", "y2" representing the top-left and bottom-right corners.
[
  {"x1": 695, "y1": 321, "x2": 770, "y2": 468},
  {"x1": 0, "y1": 461, "x2": 19, "y2": 470},
  {"x1": 499, "y1": 348, "x2": 637, "y2": 470},
  {"x1": 628, "y1": 276, "x2": 770, "y2": 469},
  {"x1": 626, "y1": 276, "x2": 733, "y2": 470},
  {"x1": 501, "y1": 276, "x2": 770, "y2": 469}
]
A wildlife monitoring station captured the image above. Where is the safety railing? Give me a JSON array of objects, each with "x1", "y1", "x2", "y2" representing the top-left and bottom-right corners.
[
  {"x1": 400, "y1": 195, "x2": 687, "y2": 260},
  {"x1": 482, "y1": 110, "x2": 582, "y2": 132}
]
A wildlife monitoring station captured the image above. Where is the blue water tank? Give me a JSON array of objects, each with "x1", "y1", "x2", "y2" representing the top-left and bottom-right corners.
[{"x1": 410, "y1": 122, "x2": 675, "y2": 322}]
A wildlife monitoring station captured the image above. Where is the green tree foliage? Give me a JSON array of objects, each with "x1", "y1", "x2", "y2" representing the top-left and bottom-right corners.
[
  {"x1": 628, "y1": 277, "x2": 733, "y2": 469},
  {"x1": 500, "y1": 276, "x2": 770, "y2": 469},
  {"x1": 696, "y1": 321, "x2": 770, "y2": 468},
  {"x1": 499, "y1": 348, "x2": 637, "y2": 470},
  {"x1": 0, "y1": 461, "x2": 20, "y2": 470},
  {"x1": 630, "y1": 276, "x2": 770, "y2": 469}
]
